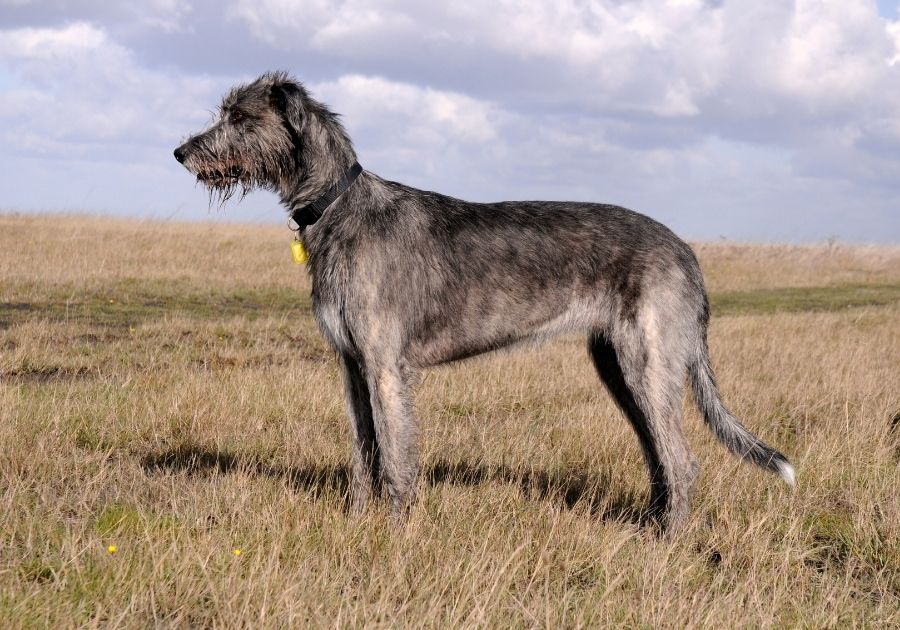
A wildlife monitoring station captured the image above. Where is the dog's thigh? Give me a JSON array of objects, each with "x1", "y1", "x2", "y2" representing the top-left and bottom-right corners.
[{"x1": 589, "y1": 329, "x2": 697, "y2": 536}]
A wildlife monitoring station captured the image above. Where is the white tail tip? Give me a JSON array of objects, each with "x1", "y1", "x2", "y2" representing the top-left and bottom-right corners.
[{"x1": 776, "y1": 461, "x2": 796, "y2": 487}]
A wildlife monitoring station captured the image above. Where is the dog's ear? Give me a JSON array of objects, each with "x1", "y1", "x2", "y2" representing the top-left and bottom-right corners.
[{"x1": 270, "y1": 79, "x2": 306, "y2": 137}]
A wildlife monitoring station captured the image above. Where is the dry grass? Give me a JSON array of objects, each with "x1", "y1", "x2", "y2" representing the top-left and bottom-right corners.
[{"x1": 1, "y1": 213, "x2": 898, "y2": 628}]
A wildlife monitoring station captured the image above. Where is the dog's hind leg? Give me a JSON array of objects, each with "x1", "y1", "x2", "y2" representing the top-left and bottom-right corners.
[
  {"x1": 339, "y1": 353, "x2": 381, "y2": 514},
  {"x1": 366, "y1": 363, "x2": 419, "y2": 519},
  {"x1": 588, "y1": 328, "x2": 699, "y2": 536}
]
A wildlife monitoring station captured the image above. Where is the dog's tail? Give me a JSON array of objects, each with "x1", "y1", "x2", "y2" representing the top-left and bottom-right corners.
[{"x1": 689, "y1": 335, "x2": 795, "y2": 486}]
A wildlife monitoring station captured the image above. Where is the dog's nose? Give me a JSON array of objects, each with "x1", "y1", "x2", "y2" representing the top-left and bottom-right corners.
[{"x1": 173, "y1": 146, "x2": 187, "y2": 163}]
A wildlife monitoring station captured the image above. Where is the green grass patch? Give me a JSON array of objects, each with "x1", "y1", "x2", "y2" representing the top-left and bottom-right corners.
[
  {"x1": 709, "y1": 283, "x2": 900, "y2": 316},
  {"x1": 96, "y1": 504, "x2": 181, "y2": 537},
  {"x1": 4, "y1": 279, "x2": 897, "y2": 328},
  {"x1": 0, "y1": 278, "x2": 310, "y2": 327}
]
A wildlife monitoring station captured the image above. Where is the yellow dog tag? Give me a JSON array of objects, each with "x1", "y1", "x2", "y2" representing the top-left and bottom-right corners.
[{"x1": 290, "y1": 238, "x2": 309, "y2": 264}]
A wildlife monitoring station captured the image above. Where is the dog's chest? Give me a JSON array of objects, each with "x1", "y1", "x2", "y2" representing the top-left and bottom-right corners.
[
  {"x1": 306, "y1": 243, "x2": 360, "y2": 355},
  {"x1": 311, "y1": 295, "x2": 352, "y2": 354}
]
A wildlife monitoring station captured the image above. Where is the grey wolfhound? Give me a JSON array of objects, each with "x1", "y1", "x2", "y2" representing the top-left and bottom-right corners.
[{"x1": 174, "y1": 71, "x2": 794, "y2": 535}]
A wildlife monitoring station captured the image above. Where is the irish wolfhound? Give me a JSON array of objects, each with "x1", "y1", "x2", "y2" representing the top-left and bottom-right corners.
[{"x1": 174, "y1": 71, "x2": 794, "y2": 535}]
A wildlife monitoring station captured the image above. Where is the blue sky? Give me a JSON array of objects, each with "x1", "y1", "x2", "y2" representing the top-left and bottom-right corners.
[{"x1": 1, "y1": 0, "x2": 899, "y2": 241}]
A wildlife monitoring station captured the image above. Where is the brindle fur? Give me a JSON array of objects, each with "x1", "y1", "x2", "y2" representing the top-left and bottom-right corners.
[{"x1": 175, "y1": 71, "x2": 795, "y2": 535}]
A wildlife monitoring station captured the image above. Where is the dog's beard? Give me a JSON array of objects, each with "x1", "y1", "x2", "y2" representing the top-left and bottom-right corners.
[
  {"x1": 191, "y1": 157, "x2": 257, "y2": 206},
  {"x1": 198, "y1": 168, "x2": 249, "y2": 205},
  {"x1": 185, "y1": 148, "x2": 294, "y2": 207}
]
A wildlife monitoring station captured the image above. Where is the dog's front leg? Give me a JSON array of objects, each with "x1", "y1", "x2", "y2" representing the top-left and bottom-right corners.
[
  {"x1": 367, "y1": 364, "x2": 418, "y2": 520},
  {"x1": 338, "y1": 352, "x2": 381, "y2": 514}
]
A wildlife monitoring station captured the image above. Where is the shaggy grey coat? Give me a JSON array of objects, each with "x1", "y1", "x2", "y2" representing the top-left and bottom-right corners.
[{"x1": 175, "y1": 72, "x2": 794, "y2": 535}]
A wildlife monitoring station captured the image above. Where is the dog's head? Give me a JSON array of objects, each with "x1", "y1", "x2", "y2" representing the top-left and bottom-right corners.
[{"x1": 174, "y1": 71, "x2": 352, "y2": 205}]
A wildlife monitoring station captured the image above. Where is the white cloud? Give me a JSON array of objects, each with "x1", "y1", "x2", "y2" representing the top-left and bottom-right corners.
[
  {"x1": 229, "y1": 1, "x2": 900, "y2": 124},
  {"x1": 309, "y1": 74, "x2": 510, "y2": 183},
  {"x1": 138, "y1": 0, "x2": 194, "y2": 33},
  {"x1": 314, "y1": 75, "x2": 499, "y2": 143},
  {"x1": 888, "y1": 16, "x2": 900, "y2": 64},
  {"x1": 309, "y1": 74, "x2": 738, "y2": 205},
  {"x1": 0, "y1": 21, "x2": 220, "y2": 155},
  {"x1": 0, "y1": 22, "x2": 106, "y2": 59},
  {"x1": 228, "y1": 0, "x2": 415, "y2": 47}
]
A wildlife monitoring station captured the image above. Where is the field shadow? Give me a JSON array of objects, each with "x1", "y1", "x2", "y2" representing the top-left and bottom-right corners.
[
  {"x1": 0, "y1": 365, "x2": 98, "y2": 384},
  {"x1": 141, "y1": 446, "x2": 645, "y2": 526},
  {"x1": 141, "y1": 446, "x2": 350, "y2": 502},
  {"x1": 426, "y1": 459, "x2": 644, "y2": 525}
]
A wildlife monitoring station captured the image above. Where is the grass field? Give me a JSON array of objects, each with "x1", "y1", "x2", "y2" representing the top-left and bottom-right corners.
[{"x1": 1, "y1": 213, "x2": 899, "y2": 628}]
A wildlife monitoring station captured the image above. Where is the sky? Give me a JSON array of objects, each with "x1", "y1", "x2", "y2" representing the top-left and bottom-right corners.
[{"x1": 1, "y1": 0, "x2": 899, "y2": 242}]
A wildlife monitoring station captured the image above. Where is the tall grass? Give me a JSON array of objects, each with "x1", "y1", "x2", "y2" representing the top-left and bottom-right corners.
[{"x1": 1, "y1": 214, "x2": 898, "y2": 627}]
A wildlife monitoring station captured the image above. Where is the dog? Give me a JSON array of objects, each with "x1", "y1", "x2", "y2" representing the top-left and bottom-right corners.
[{"x1": 174, "y1": 71, "x2": 794, "y2": 535}]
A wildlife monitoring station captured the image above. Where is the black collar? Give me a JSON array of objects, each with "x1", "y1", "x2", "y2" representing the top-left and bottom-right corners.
[{"x1": 289, "y1": 162, "x2": 363, "y2": 232}]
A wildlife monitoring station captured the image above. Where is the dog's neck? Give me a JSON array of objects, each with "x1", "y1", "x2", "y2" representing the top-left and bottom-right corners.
[
  {"x1": 288, "y1": 161, "x2": 363, "y2": 232},
  {"x1": 280, "y1": 112, "x2": 358, "y2": 213}
]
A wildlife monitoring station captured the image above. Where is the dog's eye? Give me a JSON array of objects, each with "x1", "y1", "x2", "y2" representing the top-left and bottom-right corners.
[{"x1": 230, "y1": 111, "x2": 246, "y2": 124}]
